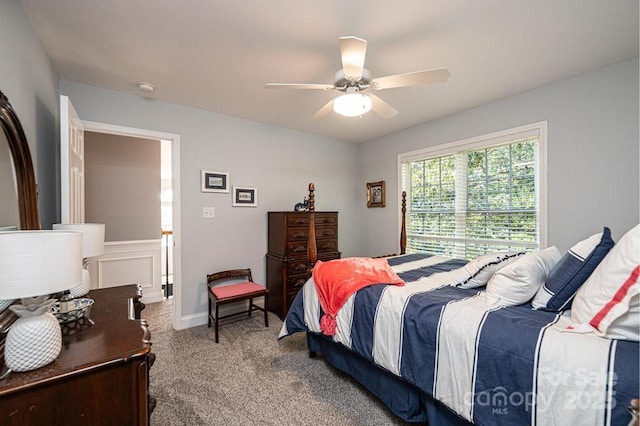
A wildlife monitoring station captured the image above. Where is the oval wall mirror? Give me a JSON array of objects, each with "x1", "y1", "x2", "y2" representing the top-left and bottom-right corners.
[
  {"x1": 0, "y1": 91, "x2": 39, "y2": 230},
  {"x1": 0, "y1": 130, "x2": 19, "y2": 228}
]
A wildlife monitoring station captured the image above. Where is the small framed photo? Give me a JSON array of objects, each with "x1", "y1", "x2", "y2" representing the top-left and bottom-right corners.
[
  {"x1": 201, "y1": 170, "x2": 229, "y2": 193},
  {"x1": 232, "y1": 186, "x2": 257, "y2": 207},
  {"x1": 367, "y1": 181, "x2": 385, "y2": 208}
]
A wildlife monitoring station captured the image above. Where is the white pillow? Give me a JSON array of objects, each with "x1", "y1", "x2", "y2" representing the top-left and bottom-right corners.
[
  {"x1": 451, "y1": 251, "x2": 524, "y2": 289},
  {"x1": 485, "y1": 247, "x2": 561, "y2": 306},
  {"x1": 570, "y1": 224, "x2": 640, "y2": 341}
]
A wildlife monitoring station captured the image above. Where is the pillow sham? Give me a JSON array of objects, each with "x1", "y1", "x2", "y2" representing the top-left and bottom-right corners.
[
  {"x1": 569, "y1": 224, "x2": 640, "y2": 341},
  {"x1": 451, "y1": 251, "x2": 524, "y2": 289},
  {"x1": 532, "y1": 227, "x2": 614, "y2": 311},
  {"x1": 485, "y1": 246, "x2": 561, "y2": 307}
]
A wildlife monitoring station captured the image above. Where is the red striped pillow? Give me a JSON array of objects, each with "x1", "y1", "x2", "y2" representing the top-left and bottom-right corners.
[{"x1": 570, "y1": 224, "x2": 640, "y2": 341}]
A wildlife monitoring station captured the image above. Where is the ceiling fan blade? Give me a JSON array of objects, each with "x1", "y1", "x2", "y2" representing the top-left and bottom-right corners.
[
  {"x1": 265, "y1": 83, "x2": 334, "y2": 90},
  {"x1": 339, "y1": 36, "x2": 367, "y2": 81},
  {"x1": 371, "y1": 68, "x2": 450, "y2": 90},
  {"x1": 312, "y1": 99, "x2": 334, "y2": 120},
  {"x1": 369, "y1": 94, "x2": 399, "y2": 119}
]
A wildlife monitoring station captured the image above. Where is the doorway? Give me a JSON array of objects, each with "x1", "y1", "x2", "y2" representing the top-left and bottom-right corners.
[
  {"x1": 82, "y1": 121, "x2": 182, "y2": 330},
  {"x1": 160, "y1": 139, "x2": 173, "y2": 298}
]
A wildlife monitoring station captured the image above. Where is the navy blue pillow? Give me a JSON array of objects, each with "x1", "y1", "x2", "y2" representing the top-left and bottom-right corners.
[{"x1": 532, "y1": 227, "x2": 615, "y2": 311}]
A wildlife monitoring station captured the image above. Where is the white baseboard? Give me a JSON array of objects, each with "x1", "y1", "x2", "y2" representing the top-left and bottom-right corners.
[
  {"x1": 177, "y1": 312, "x2": 208, "y2": 329},
  {"x1": 173, "y1": 299, "x2": 267, "y2": 330}
]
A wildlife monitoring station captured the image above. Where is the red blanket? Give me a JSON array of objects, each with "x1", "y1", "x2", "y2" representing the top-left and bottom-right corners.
[{"x1": 312, "y1": 257, "x2": 405, "y2": 336}]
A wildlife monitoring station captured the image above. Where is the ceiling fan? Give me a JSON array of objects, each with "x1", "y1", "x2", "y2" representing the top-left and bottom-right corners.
[{"x1": 265, "y1": 36, "x2": 450, "y2": 119}]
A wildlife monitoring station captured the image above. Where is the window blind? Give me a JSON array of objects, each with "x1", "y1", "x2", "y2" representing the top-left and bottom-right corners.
[{"x1": 399, "y1": 124, "x2": 545, "y2": 260}]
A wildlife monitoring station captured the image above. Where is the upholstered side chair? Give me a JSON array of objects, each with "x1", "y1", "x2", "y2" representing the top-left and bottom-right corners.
[{"x1": 206, "y1": 268, "x2": 268, "y2": 343}]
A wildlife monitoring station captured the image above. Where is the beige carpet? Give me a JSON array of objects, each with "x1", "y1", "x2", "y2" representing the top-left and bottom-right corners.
[{"x1": 145, "y1": 298, "x2": 412, "y2": 426}]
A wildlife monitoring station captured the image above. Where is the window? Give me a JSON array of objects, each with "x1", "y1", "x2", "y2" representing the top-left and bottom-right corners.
[{"x1": 398, "y1": 122, "x2": 547, "y2": 260}]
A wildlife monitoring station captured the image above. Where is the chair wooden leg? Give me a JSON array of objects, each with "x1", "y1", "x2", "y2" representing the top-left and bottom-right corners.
[
  {"x1": 248, "y1": 298, "x2": 253, "y2": 317},
  {"x1": 207, "y1": 297, "x2": 211, "y2": 327},
  {"x1": 264, "y1": 295, "x2": 269, "y2": 327},
  {"x1": 215, "y1": 303, "x2": 220, "y2": 343}
]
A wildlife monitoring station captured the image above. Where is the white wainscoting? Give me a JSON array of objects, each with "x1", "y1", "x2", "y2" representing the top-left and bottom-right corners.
[{"x1": 88, "y1": 240, "x2": 163, "y2": 304}]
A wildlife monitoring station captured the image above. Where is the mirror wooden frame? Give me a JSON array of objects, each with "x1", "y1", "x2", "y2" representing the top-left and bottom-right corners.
[{"x1": 0, "y1": 91, "x2": 39, "y2": 230}]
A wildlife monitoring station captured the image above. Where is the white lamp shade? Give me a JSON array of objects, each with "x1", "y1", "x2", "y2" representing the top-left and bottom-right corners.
[
  {"x1": 52, "y1": 223, "x2": 105, "y2": 258},
  {"x1": 0, "y1": 231, "x2": 83, "y2": 299},
  {"x1": 333, "y1": 93, "x2": 372, "y2": 117}
]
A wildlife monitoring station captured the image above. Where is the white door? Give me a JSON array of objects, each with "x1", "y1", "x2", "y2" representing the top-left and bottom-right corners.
[{"x1": 60, "y1": 95, "x2": 85, "y2": 224}]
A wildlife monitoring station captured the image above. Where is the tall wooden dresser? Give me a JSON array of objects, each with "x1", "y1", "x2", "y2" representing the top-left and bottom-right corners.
[{"x1": 266, "y1": 211, "x2": 341, "y2": 319}]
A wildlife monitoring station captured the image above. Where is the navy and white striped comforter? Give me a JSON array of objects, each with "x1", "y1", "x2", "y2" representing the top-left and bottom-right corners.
[{"x1": 279, "y1": 254, "x2": 639, "y2": 425}]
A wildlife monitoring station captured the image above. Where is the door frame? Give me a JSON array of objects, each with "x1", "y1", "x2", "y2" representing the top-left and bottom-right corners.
[
  {"x1": 60, "y1": 95, "x2": 85, "y2": 224},
  {"x1": 82, "y1": 120, "x2": 182, "y2": 331}
]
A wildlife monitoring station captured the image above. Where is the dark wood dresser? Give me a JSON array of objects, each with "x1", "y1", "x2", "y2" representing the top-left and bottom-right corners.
[
  {"x1": 0, "y1": 285, "x2": 154, "y2": 425},
  {"x1": 266, "y1": 211, "x2": 341, "y2": 319}
]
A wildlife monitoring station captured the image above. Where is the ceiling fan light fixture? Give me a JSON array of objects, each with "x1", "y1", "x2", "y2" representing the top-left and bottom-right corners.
[{"x1": 333, "y1": 92, "x2": 372, "y2": 117}]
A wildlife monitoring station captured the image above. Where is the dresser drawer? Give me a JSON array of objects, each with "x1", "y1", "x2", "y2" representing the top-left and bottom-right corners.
[
  {"x1": 286, "y1": 213, "x2": 337, "y2": 227},
  {"x1": 287, "y1": 228, "x2": 309, "y2": 241},
  {"x1": 288, "y1": 275, "x2": 308, "y2": 291},
  {"x1": 287, "y1": 250, "x2": 342, "y2": 276},
  {"x1": 286, "y1": 241, "x2": 308, "y2": 256},
  {"x1": 287, "y1": 276, "x2": 309, "y2": 307},
  {"x1": 318, "y1": 239, "x2": 338, "y2": 252},
  {"x1": 287, "y1": 259, "x2": 309, "y2": 275},
  {"x1": 287, "y1": 226, "x2": 337, "y2": 242},
  {"x1": 286, "y1": 239, "x2": 338, "y2": 256}
]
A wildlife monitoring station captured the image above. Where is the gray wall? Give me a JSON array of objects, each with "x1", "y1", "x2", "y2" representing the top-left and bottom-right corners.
[
  {"x1": 59, "y1": 80, "x2": 360, "y2": 322},
  {"x1": 85, "y1": 132, "x2": 161, "y2": 242},
  {"x1": 5, "y1": 0, "x2": 638, "y2": 328},
  {"x1": 0, "y1": 0, "x2": 60, "y2": 228},
  {"x1": 358, "y1": 58, "x2": 640, "y2": 256}
]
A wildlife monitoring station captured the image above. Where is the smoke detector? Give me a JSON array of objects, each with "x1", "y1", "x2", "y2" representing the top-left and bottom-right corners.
[{"x1": 137, "y1": 82, "x2": 155, "y2": 93}]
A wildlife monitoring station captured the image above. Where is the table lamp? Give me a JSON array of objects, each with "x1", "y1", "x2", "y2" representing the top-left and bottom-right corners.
[
  {"x1": 0, "y1": 226, "x2": 18, "y2": 311},
  {"x1": 52, "y1": 223, "x2": 105, "y2": 297},
  {"x1": 0, "y1": 230, "x2": 82, "y2": 373}
]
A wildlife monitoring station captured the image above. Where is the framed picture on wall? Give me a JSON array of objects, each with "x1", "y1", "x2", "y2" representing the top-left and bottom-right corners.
[
  {"x1": 367, "y1": 181, "x2": 385, "y2": 208},
  {"x1": 201, "y1": 170, "x2": 229, "y2": 193},
  {"x1": 232, "y1": 186, "x2": 257, "y2": 207}
]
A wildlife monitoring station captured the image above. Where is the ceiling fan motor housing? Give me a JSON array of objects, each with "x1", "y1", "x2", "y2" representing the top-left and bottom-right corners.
[{"x1": 334, "y1": 68, "x2": 371, "y2": 91}]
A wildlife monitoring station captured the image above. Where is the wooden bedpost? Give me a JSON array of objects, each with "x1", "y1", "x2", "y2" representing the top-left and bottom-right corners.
[
  {"x1": 307, "y1": 183, "x2": 317, "y2": 271},
  {"x1": 400, "y1": 190, "x2": 407, "y2": 255}
]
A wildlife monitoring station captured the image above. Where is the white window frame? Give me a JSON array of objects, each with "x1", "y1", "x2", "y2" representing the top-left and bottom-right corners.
[{"x1": 396, "y1": 121, "x2": 548, "y2": 256}]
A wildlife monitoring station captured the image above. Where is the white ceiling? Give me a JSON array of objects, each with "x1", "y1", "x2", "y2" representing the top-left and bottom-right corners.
[{"x1": 20, "y1": 0, "x2": 639, "y2": 143}]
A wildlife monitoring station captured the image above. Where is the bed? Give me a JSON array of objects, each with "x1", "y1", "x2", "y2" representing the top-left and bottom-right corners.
[{"x1": 278, "y1": 184, "x2": 640, "y2": 425}]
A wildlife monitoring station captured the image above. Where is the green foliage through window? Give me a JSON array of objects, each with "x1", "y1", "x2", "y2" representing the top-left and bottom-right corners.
[{"x1": 401, "y1": 133, "x2": 541, "y2": 260}]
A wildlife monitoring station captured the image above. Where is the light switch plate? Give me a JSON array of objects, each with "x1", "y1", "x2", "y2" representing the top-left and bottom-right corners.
[{"x1": 202, "y1": 207, "x2": 215, "y2": 218}]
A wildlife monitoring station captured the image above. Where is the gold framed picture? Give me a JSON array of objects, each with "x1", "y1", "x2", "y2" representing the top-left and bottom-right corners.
[{"x1": 367, "y1": 181, "x2": 385, "y2": 208}]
